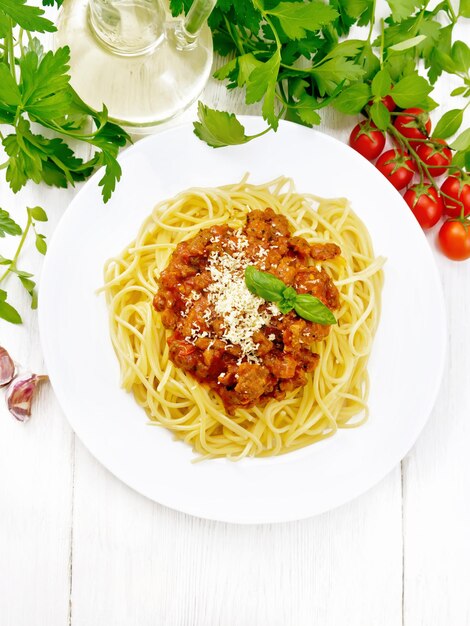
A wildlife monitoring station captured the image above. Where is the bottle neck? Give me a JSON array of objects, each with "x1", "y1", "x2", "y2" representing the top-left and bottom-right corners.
[{"x1": 87, "y1": 0, "x2": 165, "y2": 56}]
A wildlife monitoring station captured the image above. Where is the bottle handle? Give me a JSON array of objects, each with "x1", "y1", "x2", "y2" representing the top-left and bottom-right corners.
[{"x1": 174, "y1": 0, "x2": 217, "y2": 48}]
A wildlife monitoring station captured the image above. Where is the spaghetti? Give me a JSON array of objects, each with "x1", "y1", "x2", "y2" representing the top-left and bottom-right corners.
[{"x1": 103, "y1": 177, "x2": 384, "y2": 459}]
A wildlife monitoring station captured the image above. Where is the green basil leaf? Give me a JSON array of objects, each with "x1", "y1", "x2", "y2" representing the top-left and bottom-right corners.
[
  {"x1": 281, "y1": 286, "x2": 297, "y2": 310},
  {"x1": 282, "y1": 286, "x2": 297, "y2": 303},
  {"x1": 433, "y1": 109, "x2": 463, "y2": 139},
  {"x1": 245, "y1": 266, "x2": 285, "y2": 302},
  {"x1": 278, "y1": 299, "x2": 295, "y2": 314},
  {"x1": 293, "y1": 294, "x2": 337, "y2": 325}
]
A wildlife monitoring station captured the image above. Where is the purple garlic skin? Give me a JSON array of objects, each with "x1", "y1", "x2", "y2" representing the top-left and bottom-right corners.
[
  {"x1": 0, "y1": 346, "x2": 16, "y2": 387},
  {"x1": 6, "y1": 374, "x2": 48, "y2": 422}
]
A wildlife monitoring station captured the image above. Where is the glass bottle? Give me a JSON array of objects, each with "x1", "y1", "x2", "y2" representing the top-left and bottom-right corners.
[{"x1": 54, "y1": 0, "x2": 216, "y2": 132}]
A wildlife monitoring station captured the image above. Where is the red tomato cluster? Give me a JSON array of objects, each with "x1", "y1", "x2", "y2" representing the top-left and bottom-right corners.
[{"x1": 348, "y1": 104, "x2": 470, "y2": 261}]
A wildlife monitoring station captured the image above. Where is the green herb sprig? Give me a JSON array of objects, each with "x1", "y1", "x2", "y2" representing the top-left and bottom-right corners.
[
  {"x1": 0, "y1": 205, "x2": 47, "y2": 324},
  {"x1": 0, "y1": 0, "x2": 131, "y2": 325},
  {"x1": 0, "y1": 0, "x2": 130, "y2": 203},
  {"x1": 245, "y1": 265, "x2": 337, "y2": 325},
  {"x1": 171, "y1": 0, "x2": 470, "y2": 175}
]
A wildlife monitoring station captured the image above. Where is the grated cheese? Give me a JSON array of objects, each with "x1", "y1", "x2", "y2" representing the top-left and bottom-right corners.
[
  {"x1": 181, "y1": 232, "x2": 281, "y2": 361},
  {"x1": 205, "y1": 245, "x2": 273, "y2": 361}
]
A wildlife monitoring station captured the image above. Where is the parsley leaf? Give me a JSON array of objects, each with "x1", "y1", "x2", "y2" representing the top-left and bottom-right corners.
[
  {"x1": 0, "y1": 64, "x2": 21, "y2": 107},
  {"x1": 342, "y1": 0, "x2": 375, "y2": 26},
  {"x1": 450, "y1": 128, "x2": 470, "y2": 152},
  {"x1": 193, "y1": 103, "x2": 250, "y2": 147},
  {"x1": 386, "y1": 0, "x2": 422, "y2": 22},
  {"x1": 452, "y1": 41, "x2": 470, "y2": 74},
  {"x1": 246, "y1": 50, "x2": 281, "y2": 128},
  {"x1": 19, "y1": 47, "x2": 71, "y2": 116},
  {"x1": 96, "y1": 151, "x2": 122, "y2": 204},
  {"x1": 0, "y1": 0, "x2": 56, "y2": 33},
  {"x1": 371, "y1": 68, "x2": 392, "y2": 97},
  {"x1": 433, "y1": 109, "x2": 463, "y2": 139},
  {"x1": 267, "y1": 1, "x2": 338, "y2": 40},
  {"x1": 332, "y1": 82, "x2": 371, "y2": 113},
  {"x1": 459, "y1": 0, "x2": 470, "y2": 17},
  {"x1": 294, "y1": 93, "x2": 322, "y2": 126},
  {"x1": 312, "y1": 57, "x2": 365, "y2": 96},
  {"x1": 246, "y1": 51, "x2": 280, "y2": 104},
  {"x1": 370, "y1": 101, "x2": 391, "y2": 130},
  {"x1": 0, "y1": 39, "x2": 130, "y2": 202},
  {"x1": 391, "y1": 73, "x2": 433, "y2": 108}
]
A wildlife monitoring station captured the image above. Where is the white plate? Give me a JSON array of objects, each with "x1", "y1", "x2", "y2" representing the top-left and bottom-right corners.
[{"x1": 39, "y1": 118, "x2": 446, "y2": 524}]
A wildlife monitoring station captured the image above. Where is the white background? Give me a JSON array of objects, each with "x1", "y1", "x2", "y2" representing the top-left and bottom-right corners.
[{"x1": 1, "y1": 2, "x2": 470, "y2": 625}]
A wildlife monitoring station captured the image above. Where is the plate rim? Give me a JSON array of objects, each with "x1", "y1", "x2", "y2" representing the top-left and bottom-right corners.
[{"x1": 38, "y1": 117, "x2": 447, "y2": 524}]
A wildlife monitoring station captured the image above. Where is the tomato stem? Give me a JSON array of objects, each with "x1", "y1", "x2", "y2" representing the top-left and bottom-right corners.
[{"x1": 385, "y1": 123, "x2": 466, "y2": 214}]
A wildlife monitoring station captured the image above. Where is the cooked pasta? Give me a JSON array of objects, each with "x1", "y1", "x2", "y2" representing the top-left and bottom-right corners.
[{"x1": 102, "y1": 176, "x2": 384, "y2": 459}]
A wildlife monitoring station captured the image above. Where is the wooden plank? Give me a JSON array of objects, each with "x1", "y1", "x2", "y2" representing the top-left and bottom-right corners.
[
  {"x1": 401, "y1": 31, "x2": 470, "y2": 624},
  {"x1": 71, "y1": 442, "x2": 402, "y2": 626},
  {"x1": 0, "y1": 183, "x2": 76, "y2": 626},
  {"x1": 403, "y1": 259, "x2": 470, "y2": 626},
  {"x1": 69, "y1": 56, "x2": 403, "y2": 626}
]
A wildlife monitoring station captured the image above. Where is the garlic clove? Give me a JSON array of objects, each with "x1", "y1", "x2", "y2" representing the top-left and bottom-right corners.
[
  {"x1": 0, "y1": 346, "x2": 16, "y2": 387},
  {"x1": 6, "y1": 374, "x2": 48, "y2": 422}
]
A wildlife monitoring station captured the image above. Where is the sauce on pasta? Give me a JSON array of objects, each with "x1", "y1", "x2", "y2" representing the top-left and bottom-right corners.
[{"x1": 154, "y1": 208, "x2": 340, "y2": 413}]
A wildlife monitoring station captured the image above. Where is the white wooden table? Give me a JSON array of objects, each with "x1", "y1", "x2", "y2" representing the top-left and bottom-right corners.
[{"x1": 1, "y1": 6, "x2": 469, "y2": 625}]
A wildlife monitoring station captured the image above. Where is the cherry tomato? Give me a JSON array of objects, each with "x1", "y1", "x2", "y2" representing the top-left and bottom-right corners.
[
  {"x1": 393, "y1": 108, "x2": 431, "y2": 147},
  {"x1": 438, "y1": 219, "x2": 470, "y2": 261},
  {"x1": 349, "y1": 121, "x2": 386, "y2": 160},
  {"x1": 376, "y1": 149, "x2": 416, "y2": 190},
  {"x1": 382, "y1": 95, "x2": 396, "y2": 112},
  {"x1": 416, "y1": 139, "x2": 452, "y2": 178},
  {"x1": 368, "y1": 94, "x2": 396, "y2": 112},
  {"x1": 403, "y1": 185, "x2": 443, "y2": 229},
  {"x1": 440, "y1": 174, "x2": 470, "y2": 218}
]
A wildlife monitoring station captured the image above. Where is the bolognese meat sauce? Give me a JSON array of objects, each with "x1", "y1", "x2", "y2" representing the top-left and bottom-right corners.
[{"x1": 153, "y1": 208, "x2": 340, "y2": 413}]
